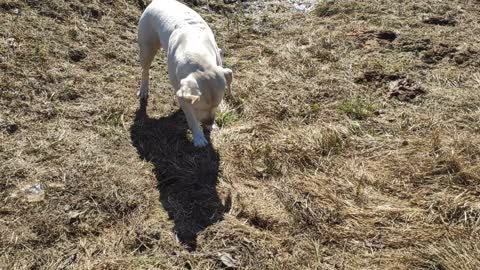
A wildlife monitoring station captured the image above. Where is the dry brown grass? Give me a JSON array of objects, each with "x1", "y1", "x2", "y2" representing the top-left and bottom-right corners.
[{"x1": 2, "y1": 0, "x2": 480, "y2": 269}]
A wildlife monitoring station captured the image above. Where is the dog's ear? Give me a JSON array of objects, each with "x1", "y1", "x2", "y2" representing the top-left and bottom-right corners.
[
  {"x1": 223, "y1": 68, "x2": 233, "y2": 96},
  {"x1": 176, "y1": 76, "x2": 201, "y2": 104}
]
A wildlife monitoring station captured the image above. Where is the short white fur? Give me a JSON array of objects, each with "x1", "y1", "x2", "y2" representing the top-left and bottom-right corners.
[{"x1": 137, "y1": 0, "x2": 233, "y2": 147}]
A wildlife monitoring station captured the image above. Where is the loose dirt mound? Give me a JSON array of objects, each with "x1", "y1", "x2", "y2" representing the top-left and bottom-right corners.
[{"x1": 1, "y1": 0, "x2": 480, "y2": 269}]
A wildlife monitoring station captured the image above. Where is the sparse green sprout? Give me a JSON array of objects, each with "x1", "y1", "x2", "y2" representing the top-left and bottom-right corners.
[
  {"x1": 338, "y1": 98, "x2": 375, "y2": 120},
  {"x1": 215, "y1": 110, "x2": 239, "y2": 127},
  {"x1": 310, "y1": 103, "x2": 321, "y2": 114}
]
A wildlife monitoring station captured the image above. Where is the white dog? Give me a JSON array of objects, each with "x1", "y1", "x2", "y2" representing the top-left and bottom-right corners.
[{"x1": 137, "y1": 0, "x2": 233, "y2": 147}]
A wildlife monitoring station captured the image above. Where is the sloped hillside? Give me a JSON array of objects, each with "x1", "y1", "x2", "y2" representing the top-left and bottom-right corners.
[{"x1": 1, "y1": 0, "x2": 480, "y2": 269}]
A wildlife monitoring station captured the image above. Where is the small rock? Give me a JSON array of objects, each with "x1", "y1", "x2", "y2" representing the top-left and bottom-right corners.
[
  {"x1": 219, "y1": 252, "x2": 237, "y2": 269},
  {"x1": 6, "y1": 37, "x2": 17, "y2": 49}
]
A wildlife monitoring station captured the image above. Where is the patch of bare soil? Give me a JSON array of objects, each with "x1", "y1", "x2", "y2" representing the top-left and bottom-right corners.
[{"x1": 422, "y1": 16, "x2": 457, "y2": 26}]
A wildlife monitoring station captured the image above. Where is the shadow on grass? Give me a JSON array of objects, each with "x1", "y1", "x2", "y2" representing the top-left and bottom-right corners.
[{"x1": 130, "y1": 99, "x2": 230, "y2": 251}]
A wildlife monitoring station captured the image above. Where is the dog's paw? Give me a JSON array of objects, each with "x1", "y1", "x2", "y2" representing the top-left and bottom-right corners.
[
  {"x1": 193, "y1": 133, "x2": 209, "y2": 147},
  {"x1": 205, "y1": 124, "x2": 219, "y2": 131}
]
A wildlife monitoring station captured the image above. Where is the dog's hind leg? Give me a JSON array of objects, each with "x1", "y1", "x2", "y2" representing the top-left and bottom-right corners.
[{"x1": 137, "y1": 19, "x2": 160, "y2": 100}]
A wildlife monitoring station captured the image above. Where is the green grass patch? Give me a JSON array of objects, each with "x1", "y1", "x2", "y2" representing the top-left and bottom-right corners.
[
  {"x1": 216, "y1": 110, "x2": 239, "y2": 127},
  {"x1": 338, "y1": 98, "x2": 375, "y2": 120}
]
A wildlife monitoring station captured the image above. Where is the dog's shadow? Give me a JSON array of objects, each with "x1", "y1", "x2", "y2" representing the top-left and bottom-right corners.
[{"x1": 130, "y1": 99, "x2": 230, "y2": 251}]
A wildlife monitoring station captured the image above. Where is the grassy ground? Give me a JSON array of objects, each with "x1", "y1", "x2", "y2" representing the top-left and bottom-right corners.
[{"x1": 1, "y1": 0, "x2": 480, "y2": 269}]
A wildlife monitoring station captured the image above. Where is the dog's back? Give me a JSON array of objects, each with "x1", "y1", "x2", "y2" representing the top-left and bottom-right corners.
[
  {"x1": 139, "y1": 0, "x2": 214, "y2": 55},
  {"x1": 138, "y1": 0, "x2": 221, "y2": 82}
]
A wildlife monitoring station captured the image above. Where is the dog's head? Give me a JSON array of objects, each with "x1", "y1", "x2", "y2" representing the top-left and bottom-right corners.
[{"x1": 176, "y1": 67, "x2": 233, "y2": 128}]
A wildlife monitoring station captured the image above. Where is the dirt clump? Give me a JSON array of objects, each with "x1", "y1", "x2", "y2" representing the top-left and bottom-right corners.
[
  {"x1": 355, "y1": 70, "x2": 403, "y2": 85},
  {"x1": 422, "y1": 43, "x2": 457, "y2": 64},
  {"x1": 388, "y1": 78, "x2": 426, "y2": 102},
  {"x1": 376, "y1": 30, "x2": 397, "y2": 42},
  {"x1": 396, "y1": 37, "x2": 432, "y2": 52},
  {"x1": 68, "y1": 49, "x2": 87, "y2": 62},
  {"x1": 423, "y1": 16, "x2": 457, "y2": 26}
]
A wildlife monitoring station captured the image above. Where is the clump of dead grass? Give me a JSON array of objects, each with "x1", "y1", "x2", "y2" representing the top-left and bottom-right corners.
[{"x1": 2, "y1": 0, "x2": 480, "y2": 269}]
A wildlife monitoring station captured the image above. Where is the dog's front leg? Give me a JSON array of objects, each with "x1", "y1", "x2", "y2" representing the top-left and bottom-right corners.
[{"x1": 178, "y1": 98, "x2": 208, "y2": 147}]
